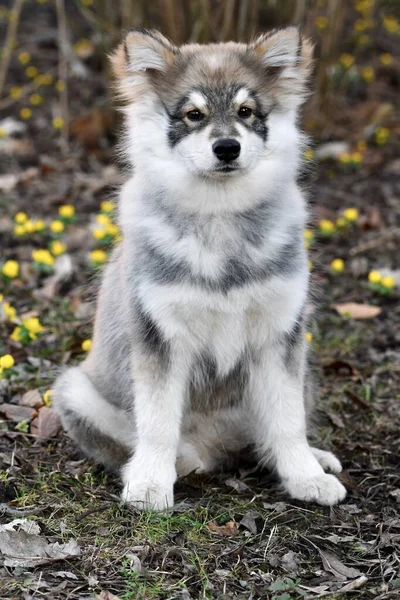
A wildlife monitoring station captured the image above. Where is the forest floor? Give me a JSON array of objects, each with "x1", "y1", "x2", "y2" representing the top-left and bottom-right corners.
[{"x1": 1, "y1": 4, "x2": 400, "y2": 600}]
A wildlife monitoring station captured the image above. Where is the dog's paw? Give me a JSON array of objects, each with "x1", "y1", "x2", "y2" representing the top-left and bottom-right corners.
[
  {"x1": 311, "y1": 447, "x2": 343, "y2": 474},
  {"x1": 284, "y1": 473, "x2": 346, "y2": 506},
  {"x1": 121, "y1": 479, "x2": 173, "y2": 511}
]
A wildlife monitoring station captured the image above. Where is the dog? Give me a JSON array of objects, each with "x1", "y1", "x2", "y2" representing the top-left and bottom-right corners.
[{"x1": 53, "y1": 27, "x2": 346, "y2": 510}]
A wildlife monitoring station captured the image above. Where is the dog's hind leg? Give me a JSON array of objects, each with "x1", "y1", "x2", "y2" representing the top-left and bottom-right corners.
[{"x1": 53, "y1": 367, "x2": 134, "y2": 472}]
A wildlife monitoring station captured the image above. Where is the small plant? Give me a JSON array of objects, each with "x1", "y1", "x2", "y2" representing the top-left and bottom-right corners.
[{"x1": 368, "y1": 271, "x2": 396, "y2": 296}]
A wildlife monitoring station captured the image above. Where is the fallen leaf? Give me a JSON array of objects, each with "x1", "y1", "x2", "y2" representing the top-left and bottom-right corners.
[
  {"x1": 50, "y1": 571, "x2": 79, "y2": 580},
  {"x1": 30, "y1": 407, "x2": 61, "y2": 440},
  {"x1": 281, "y1": 551, "x2": 299, "y2": 574},
  {"x1": 20, "y1": 390, "x2": 44, "y2": 409},
  {"x1": 239, "y1": 511, "x2": 258, "y2": 534},
  {"x1": 0, "y1": 404, "x2": 37, "y2": 423},
  {"x1": 319, "y1": 549, "x2": 362, "y2": 580},
  {"x1": 0, "y1": 529, "x2": 80, "y2": 567},
  {"x1": 225, "y1": 478, "x2": 251, "y2": 493},
  {"x1": 208, "y1": 520, "x2": 238, "y2": 537},
  {"x1": 328, "y1": 412, "x2": 345, "y2": 428},
  {"x1": 1, "y1": 519, "x2": 41, "y2": 535},
  {"x1": 97, "y1": 592, "x2": 122, "y2": 600},
  {"x1": 332, "y1": 302, "x2": 381, "y2": 319}
]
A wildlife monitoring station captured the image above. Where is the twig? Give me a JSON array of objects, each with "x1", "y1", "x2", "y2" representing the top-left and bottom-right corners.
[
  {"x1": 0, "y1": 0, "x2": 24, "y2": 99},
  {"x1": 0, "y1": 503, "x2": 46, "y2": 516},
  {"x1": 55, "y1": 0, "x2": 69, "y2": 152}
]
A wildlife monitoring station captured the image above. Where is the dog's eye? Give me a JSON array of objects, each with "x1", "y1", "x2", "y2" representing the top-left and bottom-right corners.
[
  {"x1": 186, "y1": 110, "x2": 205, "y2": 122},
  {"x1": 238, "y1": 106, "x2": 253, "y2": 119}
]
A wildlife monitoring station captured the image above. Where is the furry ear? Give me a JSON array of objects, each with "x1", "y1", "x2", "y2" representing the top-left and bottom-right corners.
[
  {"x1": 110, "y1": 29, "x2": 177, "y2": 79},
  {"x1": 251, "y1": 27, "x2": 314, "y2": 108}
]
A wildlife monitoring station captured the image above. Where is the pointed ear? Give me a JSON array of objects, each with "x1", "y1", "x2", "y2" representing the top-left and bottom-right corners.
[
  {"x1": 110, "y1": 29, "x2": 177, "y2": 79},
  {"x1": 250, "y1": 27, "x2": 314, "y2": 108}
]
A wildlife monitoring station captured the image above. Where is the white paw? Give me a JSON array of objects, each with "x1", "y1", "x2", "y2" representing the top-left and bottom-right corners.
[
  {"x1": 121, "y1": 479, "x2": 173, "y2": 511},
  {"x1": 311, "y1": 447, "x2": 343, "y2": 474},
  {"x1": 284, "y1": 473, "x2": 346, "y2": 506}
]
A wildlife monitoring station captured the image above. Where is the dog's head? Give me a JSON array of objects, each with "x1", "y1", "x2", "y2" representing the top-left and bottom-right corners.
[{"x1": 111, "y1": 28, "x2": 313, "y2": 183}]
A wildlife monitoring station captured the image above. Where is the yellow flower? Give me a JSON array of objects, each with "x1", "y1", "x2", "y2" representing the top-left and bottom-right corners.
[
  {"x1": 0, "y1": 354, "x2": 14, "y2": 369},
  {"x1": 100, "y1": 200, "x2": 116, "y2": 213},
  {"x1": 336, "y1": 217, "x2": 347, "y2": 229},
  {"x1": 18, "y1": 51, "x2": 31, "y2": 65},
  {"x1": 15, "y1": 212, "x2": 28, "y2": 224},
  {"x1": 20, "y1": 107, "x2": 32, "y2": 120},
  {"x1": 368, "y1": 270, "x2": 382, "y2": 284},
  {"x1": 29, "y1": 93, "x2": 43, "y2": 106},
  {"x1": 319, "y1": 219, "x2": 335, "y2": 234},
  {"x1": 315, "y1": 16, "x2": 328, "y2": 30},
  {"x1": 357, "y1": 140, "x2": 367, "y2": 151},
  {"x1": 358, "y1": 34, "x2": 371, "y2": 45},
  {"x1": 106, "y1": 223, "x2": 119, "y2": 237},
  {"x1": 354, "y1": 0, "x2": 374, "y2": 17},
  {"x1": 383, "y1": 16, "x2": 400, "y2": 34},
  {"x1": 304, "y1": 229, "x2": 314, "y2": 242},
  {"x1": 381, "y1": 276, "x2": 395, "y2": 290},
  {"x1": 52, "y1": 117, "x2": 64, "y2": 130},
  {"x1": 50, "y1": 240, "x2": 67, "y2": 256},
  {"x1": 25, "y1": 66, "x2": 38, "y2": 78},
  {"x1": 24, "y1": 220, "x2": 36, "y2": 233},
  {"x1": 305, "y1": 332, "x2": 313, "y2": 343},
  {"x1": 10, "y1": 326, "x2": 23, "y2": 342},
  {"x1": 304, "y1": 149, "x2": 314, "y2": 161},
  {"x1": 380, "y1": 53, "x2": 393, "y2": 66},
  {"x1": 58, "y1": 204, "x2": 75, "y2": 219},
  {"x1": 96, "y1": 214, "x2": 110, "y2": 226},
  {"x1": 35, "y1": 73, "x2": 53, "y2": 86},
  {"x1": 375, "y1": 127, "x2": 390, "y2": 145},
  {"x1": 343, "y1": 208, "x2": 359, "y2": 222},
  {"x1": 0, "y1": 127, "x2": 6, "y2": 138},
  {"x1": 23, "y1": 317, "x2": 44, "y2": 339},
  {"x1": 331, "y1": 258, "x2": 345, "y2": 273},
  {"x1": 360, "y1": 66, "x2": 374, "y2": 82},
  {"x1": 14, "y1": 224, "x2": 26, "y2": 236},
  {"x1": 339, "y1": 152, "x2": 351, "y2": 164},
  {"x1": 93, "y1": 228, "x2": 106, "y2": 240},
  {"x1": 351, "y1": 152, "x2": 363, "y2": 165},
  {"x1": 43, "y1": 389, "x2": 53, "y2": 406},
  {"x1": 340, "y1": 53, "x2": 355, "y2": 69},
  {"x1": 9, "y1": 86, "x2": 22, "y2": 99},
  {"x1": 3, "y1": 301, "x2": 17, "y2": 320},
  {"x1": 55, "y1": 80, "x2": 66, "y2": 92},
  {"x1": 90, "y1": 249, "x2": 107, "y2": 264},
  {"x1": 2, "y1": 260, "x2": 19, "y2": 279},
  {"x1": 50, "y1": 220, "x2": 64, "y2": 234},
  {"x1": 81, "y1": 339, "x2": 92, "y2": 352},
  {"x1": 32, "y1": 249, "x2": 55, "y2": 266},
  {"x1": 354, "y1": 18, "x2": 374, "y2": 33},
  {"x1": 34, "y1": 220, "x2": 45, "y2": 232}
]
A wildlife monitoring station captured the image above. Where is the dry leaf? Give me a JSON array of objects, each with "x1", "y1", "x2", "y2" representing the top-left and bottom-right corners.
[
  {"x1": 0, "y1": 403, "x2": 37, "y2": 422},
  {"x1": 319, "y1": 549, "x2": 362, "y2": 580},
  {"x1": 332, "y1": 302, "x2": 381, "y2": 319},
  {"x1": 0, "y1": 529, "x2": 80, "y2": 568},
  {"x1": 20, "y1": 390, "x2": 44, "y2": 409},
  {"x1": 31, "y1": 407, "x2": 61, "y2": 440},
  {"x1": 208, "y1": 520, "x2": 238, "y2": 537}
]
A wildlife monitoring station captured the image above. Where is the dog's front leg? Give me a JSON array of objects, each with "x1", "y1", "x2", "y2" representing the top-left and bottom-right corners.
[
  {"x1": 121, "y1": 343, "x2": 190, "y2": 511},
  {"x1": 249, "y1": 338, "x2": 346, "y2": 506}
]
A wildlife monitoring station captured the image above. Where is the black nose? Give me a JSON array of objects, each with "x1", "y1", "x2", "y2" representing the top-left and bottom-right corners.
[{"x1": 212, "y1": 138, "x2": 241, "y2": 162}]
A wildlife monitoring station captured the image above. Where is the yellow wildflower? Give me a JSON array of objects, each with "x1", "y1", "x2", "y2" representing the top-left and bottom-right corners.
[
  {"x1": 20, "y1": 107, "x2": 32, "y2": 120},
  {"x1": 100, "y1": 200, "x2": 115, "y2": 213},
  {"x1": 90, "y1": 250, "x2": 107, "y2": 264},
  {"x1": 331, "y1": 258, "x2": 345, "y2": 273},
  {"x1": 354, "y1": 18, "x2": 374, "y2": 32},
  {"x1": 360, "y1": 66, "x2": 374, "y2": 82},
  {"x1": 81, "y1": 339, "x2": 92, "y2": 352},
  {"x1": 43, "y1": 389, "x2": 53, "y2": 406},
  {"x1": 10, "y1": 326, "x2": 23, "y2": 343},
  {"x1": 50, "y1": 220, "x2": 64, "y2": 234},
  {"x1": 304, "y1": 229, "x2": 314, "y2": 242},
  {"x1": 50, "y1": 240, "x2": 67, "y2": 256},
  {"x1": 381, "y1": 276, "x2": 395, "y2": 290},
  {"x1": 24, "y1": 220, "x2": 36, "y2": 233},
  {"x1": 29, "y1": 93, "x2": 43, "y2": 106},
  {"x1": 32, "y1": 249, "x2": 54, "y2": 266},
  {"x1": 315, "y1": 16, "x2": 328, "y2": 30},
  {"x1": 52, "y1": 117, "x2": 64, "y2": 130},
  {"x1": 336, "y1": 217, "x2": 347, "y2": 228},
  {"x1": 0, "y1": 127, "x2": 5, "y2": 138},
  {"x1": 357, "y1": 140, "x2": 367, "y2": 151},
  {"x1": 25, "y1": 66, "x2": 38, "y2": 78},
  {"x1": 380, "y1": 53, "x2": 393, "y2": 66},
  {"x1": 106, "y1": 223, "x2": 119, "y2": 237},
  {"x1": 354, "y1": 0, "x2": 374, "y2": 17},
  {"x1": 375, "y1": 127, "x2": 390, "y2": 145},
  {"x1": 14, "y1": 224, "x2": 26, "y2": 236},
  {"x1": 319, "y1": 219, "x2": 335, "y2": 234},
  {"x1": 2, "y1": 260, "x2": 19, "y2": 279},
  {"x1": 343, "y1": 208, "x2": 359, "y2": 222},
  {"x1": 305, "y1": 332, "x2": 313, "y2": 343},
  {"x1": 96, "y1": 214, "x2": 111, "y2": 226},
  {"x1": 304, "y1": 149, "x2": 314, "y2": 161},
  {"x1": 34, "y1": 220, "x2": 45, "y2": 232},
  {"x1": 55, "y1": 80, "x2": 66, "y2": 92},
  {"x1": 351, "y1": 152, "x2": 363, "y2": 165},
  {"x1": 93, "y1": 228, "x2": 106, "y2": 240},
  {"x1": 23, "y1": 317, "x2": 44, "y2": 339},
  {"x1": 0, "y1": 354, "x2": 14, "y2": 369},
  {"x1": 368, "y1": 270, "x2": 382, "y2": 284},
  {"x1": 58, "y1": 204, "x2": 75, "y2": 219},
  {"x1": 383, "y1": 16, "x2": 400, "y2": 34},
  {"x1": 18, "y1": 51, "x2": 31, "y2": 65},
  {"x1": 36, "y1": 73, "x2": 53, "y2": 86},
  {"x1": 3, "y1": 302, "x2": 17, "y2": 320},
  {"x1": 340, "y1": 53, "x2": 355, "y2": 69},
  {"x1": 339, "y1": 152, "x2": 351, "y2": 164},
  {"x1": 15, "y1": 211, "x2": 28, "y2": 224}
]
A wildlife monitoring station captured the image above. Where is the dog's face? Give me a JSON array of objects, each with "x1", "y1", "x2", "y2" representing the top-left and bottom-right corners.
[{"x1": 112, "y1": 28, "x2": 313, "y2": 181}]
